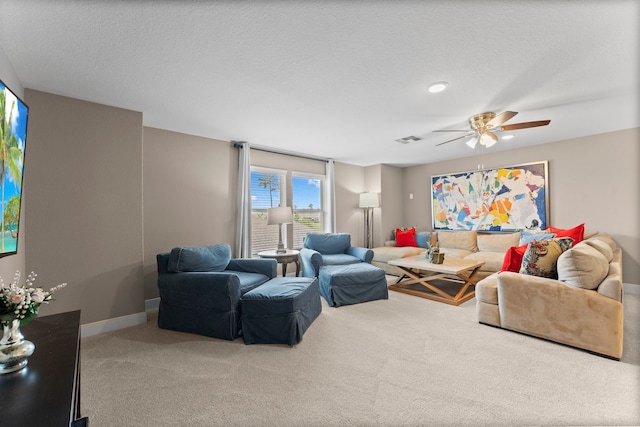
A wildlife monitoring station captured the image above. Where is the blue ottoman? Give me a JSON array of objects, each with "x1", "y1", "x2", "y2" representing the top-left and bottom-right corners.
[
  {"x1": 241, "y1": 277, "x2": 322, "y2": 345},
  {"x1": 319, "y1": 263, "x2": 388, "y2": 307}
]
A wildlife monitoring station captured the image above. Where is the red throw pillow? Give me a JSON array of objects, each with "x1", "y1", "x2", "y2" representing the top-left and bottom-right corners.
[
  {"x1": 501, "y1": 244, "x2": 529, "y2": 272},
  {"x1": 396, "y1": 227, "x2": 417, "y2": 247},
  {"x1": 546, "y1": 223, "x2": 585, "y2": 246}
]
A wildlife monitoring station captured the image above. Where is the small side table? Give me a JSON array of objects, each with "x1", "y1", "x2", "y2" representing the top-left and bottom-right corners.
[{"x1": 258, "y1": 249, "x2": 301, "y2": 277}]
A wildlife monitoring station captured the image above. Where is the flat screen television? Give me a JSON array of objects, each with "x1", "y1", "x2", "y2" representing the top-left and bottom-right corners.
[{"x1": 0, "y1": 79, "x2": 28, "y2": 258}]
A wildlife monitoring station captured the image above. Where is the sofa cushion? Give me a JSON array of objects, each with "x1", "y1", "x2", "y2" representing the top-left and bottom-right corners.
[
  {"x1": 465, "y1": 251, "x2": 507, "y2": 272},
  {"x1": 583, "y1": 238, "x2": 614, "y2": 262},
  {"x1": 587, "y1": 233, "x2": 617, "y2": 252},
  {"x1": 519, "y1": 237, "x2": 574, "y2": 279},
  {"x1": 304, "y1": 232, "x2": 351, "y2": 254},
  {"x1": 439, "y1": 248, "x2": 472, "y2": 260},
  {"x1": 436, "y1": 230, "x2": 478, "y2": 252},
  {"x1": 372, "y1": 246, "x2": 425, "y2": 263},
  {"x1": 557, "y1": 242, "x2": 609, "y2": 290},
  {"x1": 475, "y1": 272, "x2": 499, "y2": 305},
  {"x1": 546, "y1": 223, "x2": 585, "y2": 246},
  {"x1": 167, "y1": 243, "x2": 231, "y2": 273},
  {"x1": 597, "y1": 259, "x2": 622, "y2": 301},
  {"x1": 519, "y1": 230, "x2": 556, "y2": 246},
  {"x1": 395, "y1": 227, "x2": 417, "y2": 247},
  {"x1": 321, "y1": 253, "x2": 362, "y2": 266},
  {"x1": 236, "y1": 272, "x2": 272, "y2": 294},
  {"x1": 501, "y1": 244, "x2": 528, "y2": 272},
  {"x1": 477, "y1": 232, "x2": 520, "y2": 252}
]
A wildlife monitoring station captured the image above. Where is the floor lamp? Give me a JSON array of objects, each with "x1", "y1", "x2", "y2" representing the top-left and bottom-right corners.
[
  {"x1": 267, "y1": 206, "x2": 293, "y2": 253},
  {"x1": 359, "y1": 193, "x2": 379, "y2": 249}
]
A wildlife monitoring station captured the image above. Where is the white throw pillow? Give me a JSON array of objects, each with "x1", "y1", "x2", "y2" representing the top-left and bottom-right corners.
[
  {"x1": 557, "y1": 242, "x2": 609, "y2": 290},
  {"x1": 583, "y1": 238, "x2": 614, "y2": 262}
]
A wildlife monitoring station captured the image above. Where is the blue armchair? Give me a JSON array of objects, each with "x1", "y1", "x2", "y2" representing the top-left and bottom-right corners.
[
  {"x1": 156, "y1": 243, "x2": 277, "y2": 340},
  {"x1": 299, "y1": 232, "x2": 373, "y2": 277}
]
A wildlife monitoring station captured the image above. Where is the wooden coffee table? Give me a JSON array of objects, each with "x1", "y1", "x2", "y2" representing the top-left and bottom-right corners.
[{"x1": 388, "y1": 255, "x2": 484, "y2": 306}]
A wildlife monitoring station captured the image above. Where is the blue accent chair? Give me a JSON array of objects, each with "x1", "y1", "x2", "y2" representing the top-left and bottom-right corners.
[
  {"x1": 299, "y1": 232, "x2": 373, "y2": 277},
  {"x1": 156, "y1": 243, "x2": 277, "y2": 340}
]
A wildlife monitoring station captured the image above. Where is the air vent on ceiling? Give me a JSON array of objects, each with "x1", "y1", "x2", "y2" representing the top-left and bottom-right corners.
[{"x1": 395, "y1": 135, "x2": 422, "y2": 144}]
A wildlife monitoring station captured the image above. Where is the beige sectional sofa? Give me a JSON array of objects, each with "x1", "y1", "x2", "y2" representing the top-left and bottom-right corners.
[
  {"x1": 372, "y1": 230, "x2": 520, "y2": 279},
  {"x1": 475, "y1": 233, "x2": 623, "y2": 359}
]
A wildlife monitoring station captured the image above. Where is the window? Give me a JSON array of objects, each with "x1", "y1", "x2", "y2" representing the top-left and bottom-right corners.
[
  {"x1": 292, "y1": 173, "x2": 324, "y2": 249},
  {"x1": 250, "y1": 168, "x2": 285, "y2": 255}
]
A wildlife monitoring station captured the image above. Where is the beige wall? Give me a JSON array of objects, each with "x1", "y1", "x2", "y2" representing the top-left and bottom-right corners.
[
  {"x1": 24, "y1": 90, "x2": 144, "y2": 324},
  {"x1": 334, "y1": 162, "x2": 367, "y2": 246},
  {"x1": 142, "y1": 128, "x2": 238, "y2": 299},
  {"x1": 9, "y1": 80, "x2": 639, "y2": 329},
  {"x1": 380, "y1": 164, "x2": 403, "y2": 246},
  {"x1": 402, "y1": 128, "x2": 640, "y2": 284}
]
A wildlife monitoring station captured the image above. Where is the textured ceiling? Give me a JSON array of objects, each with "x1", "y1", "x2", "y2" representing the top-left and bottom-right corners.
[{"x1": 1, "y1": 1, "x2": 638, "y2": 166}]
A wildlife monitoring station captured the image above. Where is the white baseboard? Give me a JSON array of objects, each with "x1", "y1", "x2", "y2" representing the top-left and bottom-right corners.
[
  {"x1": 624, "y1": 283, "x2": 640, "y2": 295},
  {"x1": 83, "y1": 286, "x2": 640, "y2": 339},
  {"x1": 81, "y1": 311, "x2": 147, "y2": 338},
  {"x1": 145, "y1": 297, "x2": 160, "y2": 311}
]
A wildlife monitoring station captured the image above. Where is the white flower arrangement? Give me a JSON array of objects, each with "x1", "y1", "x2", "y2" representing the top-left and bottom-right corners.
[{"x1": 0, "y1": 271, "x2": 67, "y2": 325}]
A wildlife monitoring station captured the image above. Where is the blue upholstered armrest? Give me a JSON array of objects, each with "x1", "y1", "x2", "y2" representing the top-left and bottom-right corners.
[
  {"x1": 347, "y1": 246, "x2": 374, "y2": 263},
  {"x1": 226, "y1": 258, "x2": 277, "y2": 278},
  {"x1": 157, "y1": 271, "x2": 243, "y2": 312},
  {"x1": 300, "y1": 248, "x2": 322, "y2": 277}
]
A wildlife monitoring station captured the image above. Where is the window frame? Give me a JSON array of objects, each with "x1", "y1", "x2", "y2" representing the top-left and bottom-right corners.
[
  {"x1": 291, "y1": 171, "x2": 325, "y2": 249},
  {"x1": 249, "y1": 167, "x2": 287, "y2": 256}
]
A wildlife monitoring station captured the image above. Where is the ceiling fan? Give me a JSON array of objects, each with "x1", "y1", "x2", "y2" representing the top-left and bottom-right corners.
[{"x1": 433, "y1": 111, "x2": 550, "y2": 148}]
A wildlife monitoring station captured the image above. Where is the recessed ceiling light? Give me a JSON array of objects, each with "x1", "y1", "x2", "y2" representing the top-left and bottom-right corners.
[
  {"x1": 427, "y1": 81, "x2": 449, "y2": 93},
  {"x1": 501, "y1": 134, "x2": 515, "y2": 140}
]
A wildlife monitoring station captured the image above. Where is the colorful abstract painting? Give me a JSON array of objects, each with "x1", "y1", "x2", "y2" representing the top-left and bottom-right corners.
[{"x1": 431, "y1": 161, "x2": 548, "y2": 231}]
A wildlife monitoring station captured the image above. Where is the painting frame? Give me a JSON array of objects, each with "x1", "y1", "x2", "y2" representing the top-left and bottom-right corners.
[
  {"x1": 431, "y1": 160, "x2": 549, "y2": 231},
  {"x1": 0, "y1": 78, "x2": 28, "y2": 258}
]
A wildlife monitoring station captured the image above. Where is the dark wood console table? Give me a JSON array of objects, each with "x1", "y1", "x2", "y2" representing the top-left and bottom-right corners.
[{"x1": 0, "y1": 310, "x2": 88, "y2": 427}]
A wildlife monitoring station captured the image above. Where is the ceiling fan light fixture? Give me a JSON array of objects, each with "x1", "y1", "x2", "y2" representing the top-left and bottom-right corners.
[
  {"x1": 465, "y1": 136, "x2": 478, "y2": 149},
  {"x1": 480, "y1": 132, "x2": 498, "y2": 147},
  {"x1": 427, "y1": 81, "x2": 449, "y2": 93}
]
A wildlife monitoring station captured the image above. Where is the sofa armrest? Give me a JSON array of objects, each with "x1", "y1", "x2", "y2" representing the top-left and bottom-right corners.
[
  {"x1": 346, "y1": 246, "x2": 374, "y2": 263},
  {"x1": 157, "y1": 271, "x2": 243, "y2": 312},
  {"x1": 226, "y1": 258, "x2": 277, "y2": 278},
  {"x1": 497, "y1": 271, "x2": 624, "y2": 358},
  {"x1": 300, "y1": 248, "x2": 322, "y2": 277}
]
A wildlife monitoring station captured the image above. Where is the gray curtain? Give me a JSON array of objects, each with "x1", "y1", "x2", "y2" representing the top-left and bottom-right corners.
[
  {"x1": 325, "y1": 159, "x2": 336, "y2": 233},
  {"x1": 235, "y1": 142, "x2": 252, "y2": 258}
]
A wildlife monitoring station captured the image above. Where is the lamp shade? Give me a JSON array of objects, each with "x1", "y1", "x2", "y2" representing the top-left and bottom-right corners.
[
  {"x1": 480, "y1": 131, "x2": 498, "y2": 147},
  {"x1": 465, "y1": 136, "x2": 479, "y2": 149},
  {"x1": 359, "y1": 192, "x2": 379, "y2": 208},
  {"x1": 267, "y1": 206, "x2": 293, "y2": 225}
]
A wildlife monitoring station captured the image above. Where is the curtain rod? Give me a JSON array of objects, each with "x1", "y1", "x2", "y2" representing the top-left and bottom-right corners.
[{"x1": 232, "y1": 141, "x2": 329, "y2": 163}]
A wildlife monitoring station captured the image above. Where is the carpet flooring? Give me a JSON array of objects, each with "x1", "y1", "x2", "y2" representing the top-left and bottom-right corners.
[{"x1": 81, "y1": 283, "x2": 640, "y2": 426}]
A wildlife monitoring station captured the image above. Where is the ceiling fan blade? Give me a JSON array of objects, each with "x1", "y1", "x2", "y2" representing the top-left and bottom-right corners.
[
  {"x1": 432, "y1": 129, "x2": 469, "y2": 132},
  {"x1": 487, "y1": 111, "x2": 517, "y2": 128},
  {"x1": 499, "y1": 120, "x2": 550, "y2": 131},
  {"x1": 435, "y1": 134, "x2": 471, "y2": 146}
]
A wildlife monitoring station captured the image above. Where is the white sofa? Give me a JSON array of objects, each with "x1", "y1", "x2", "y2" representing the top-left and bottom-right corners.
[
  {"x1": 475, "y1": 233, "x2": 623, "y2": 359},
  {"x1": 372, "y1": 230, "x2": 520, "y2": 280}
]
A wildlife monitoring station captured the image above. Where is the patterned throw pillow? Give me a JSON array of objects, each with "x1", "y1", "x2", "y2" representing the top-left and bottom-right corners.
[
  {"x1": 519, "y1": 230, "x2": 556, "y2": 246},
  {"x1": 519, "y1": 237, "x2": 574, "y2": 279}
]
